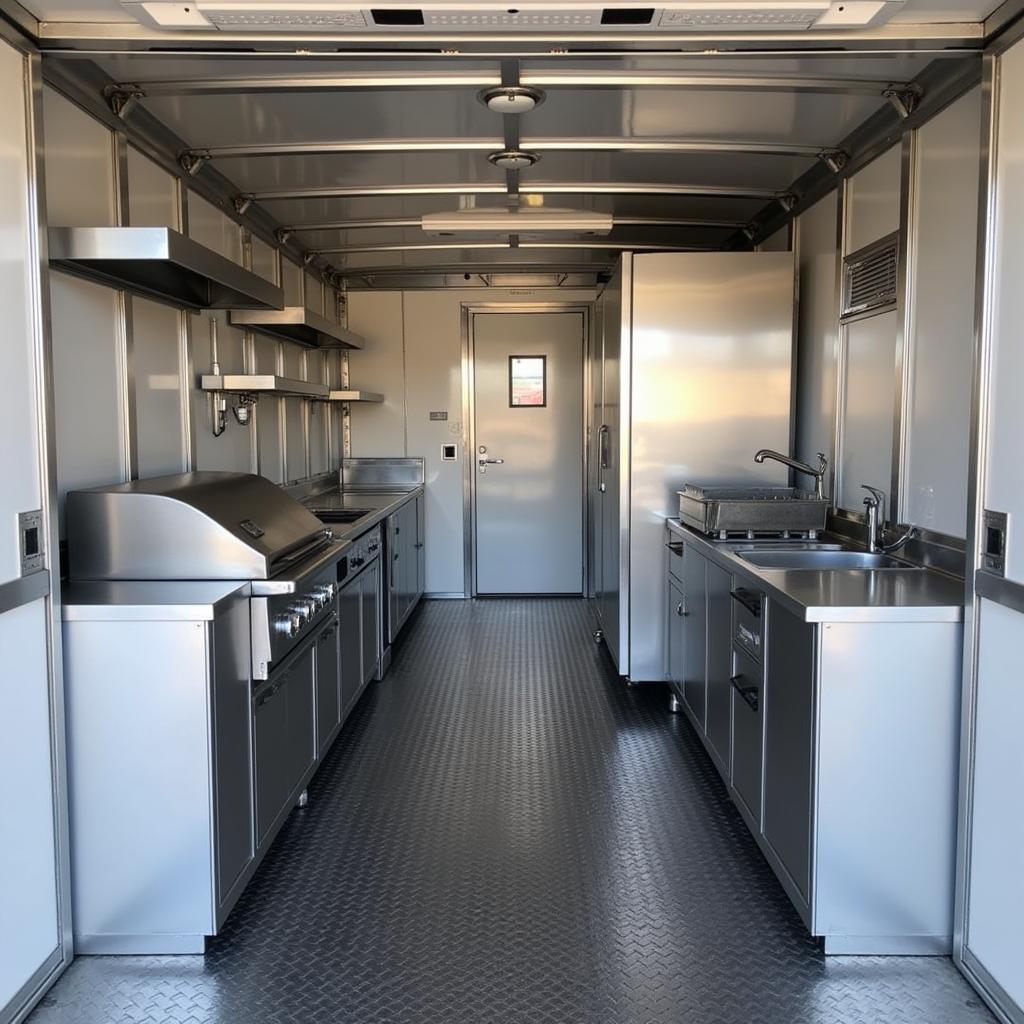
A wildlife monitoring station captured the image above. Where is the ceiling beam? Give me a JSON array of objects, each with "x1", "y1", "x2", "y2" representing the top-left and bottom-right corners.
[
  {"x1": 281, "y1": 215, "x2": 746, "y2": 233},
  {"x1": 245, "y1": 182, "x2": 781, "y2": 202},
  {"x1": 111, "y1": 69, "x2": 913, "y2": 98},
  {"x1": 181, "y1": 136, "x2": 824, "y2": 169},
  {"x1": 316, "y1": 241, "x2": 711, "y2": 256}
]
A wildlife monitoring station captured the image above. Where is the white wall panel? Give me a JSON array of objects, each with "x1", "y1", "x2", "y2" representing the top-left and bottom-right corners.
[
  {"x1": 191, "y1": 312, "x2": 252, "y2": 473},
  {"x1": 983, "y1": 41, "x2": 1024, "y2": 582},
  {"x1": 759, "y1": 224, "x2": 791, "y2": 251},
  {"x1": 0, "y1": 601, "x2": 59, "y2": 1010},
  {"x1": 187, "y1": 192, "x2": 241, "y2": 264},
  {"x1": 966, "y1": 599, "x2": 1024, "y2": 1010},
  {"x1": 0, "y1": 55, "x2": 42, "y2": 580},
  {"x1": 133, "y1": 297, "x2": 186, "y2": 478},
  {"x1": 839, "y1": 309, "x2": 898, "y2": 512},
  {"x1": 846, "y1": 144, "x2": 901, "y2": 253},
  {"x1": 42, "y1": 86, "x2": 115, "y2": 228},
  {"x1": 50, "y1": 274, "x2": 124, "y2": 533},
  {"x1": 903, "y1": 88, "x2": 981, "y2": 538},
  {"x1": 347, "y1": 291, "x2": 407, "y2": 458},
  {"x1": 795, "y1": 192, "x2": 839, "y2": 476},
  {"x1": 126, "y1": 146, "x2": 177, "y2": 228}
]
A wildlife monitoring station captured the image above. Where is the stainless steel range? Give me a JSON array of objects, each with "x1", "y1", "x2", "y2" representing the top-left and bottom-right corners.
[{"x1": 66, "y1": 471, "x2": 349, "y2": 680}]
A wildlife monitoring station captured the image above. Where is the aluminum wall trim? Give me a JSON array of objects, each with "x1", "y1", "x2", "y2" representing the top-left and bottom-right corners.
[
  {"x1": 460, "y1": 305, "x2": 474, "y2": 598},
  {"x1": 892, "y1": 129, "x2": 919, "y2": 525},
  {"x1": 961, "y1": 947, "x2": 1024, "y2": 1024},
  {"x1": 985, "y1": 0, "x2": 1024, "y2": 52},
  {"x1": 953, "y1": 46, "x2": 999, "y2": 982},
  {"x1": 0, "y1": 569, "x2": 48, "y2": 616},
  {"x1": 618, "y1": 253, "x2": 633, "y2": 677},
  {"x1": 250, "y1": 182, "x2": 781, "y2": 202},
  {"x1": 832, "y1": 178, "x2": 851, "y2": 510},
  {"x1": 974, "y1": 570, "x2": 1024, "y2": 614}
]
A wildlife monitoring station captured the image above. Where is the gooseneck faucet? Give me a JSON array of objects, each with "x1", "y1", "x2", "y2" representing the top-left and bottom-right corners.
[
  {"x1": 753, "y1": 449, "x2": 829, "y2": 500},
  {"x1": 861, "y1": 484, "x2": 917, "y2": 554}
]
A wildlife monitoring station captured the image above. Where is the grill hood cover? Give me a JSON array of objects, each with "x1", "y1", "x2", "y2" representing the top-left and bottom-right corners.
[{"x1": 67, "y1": 472, "x2": 330, "y2": 581}]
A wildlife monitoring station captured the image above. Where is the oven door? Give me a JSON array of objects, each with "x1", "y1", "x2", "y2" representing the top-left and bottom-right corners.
[{"x1": 252, "y1": 637, "x2": 316, "y2": 848}]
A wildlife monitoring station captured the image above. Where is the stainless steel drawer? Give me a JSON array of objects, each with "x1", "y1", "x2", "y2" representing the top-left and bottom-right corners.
[
  {"x1": 731, "y1": 645, "x2": 763, "y2": 826},
  {"x1": 666, "y1": 539, "x2": 685, "y2": 583},
  {"x1": 731, "y1": 585, "x2": 764, "y2": 662}
]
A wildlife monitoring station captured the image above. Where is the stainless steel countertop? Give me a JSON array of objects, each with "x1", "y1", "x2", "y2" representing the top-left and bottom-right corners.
[
  {"x1": 62, "y1": 580, "x2": 249, "y2": 621},
  {"x1": 302, "y1": 486, "x2": 423, "y2": 539},
  {"x1": 667, "y1": 519, "x2": 965, "y2": 624}
]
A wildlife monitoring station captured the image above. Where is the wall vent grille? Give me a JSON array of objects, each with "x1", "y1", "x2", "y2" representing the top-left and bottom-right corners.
[{"x1": 842, "y1": 231, "x2": 899, "y2": 320}]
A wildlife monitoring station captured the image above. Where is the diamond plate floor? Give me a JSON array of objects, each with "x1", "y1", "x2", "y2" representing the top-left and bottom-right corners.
[{"x1": 32, "y1": 598, "x2": 992, "y2": 1024}]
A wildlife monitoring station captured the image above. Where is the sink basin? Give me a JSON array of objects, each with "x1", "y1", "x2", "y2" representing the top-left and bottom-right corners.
[
  {"x1": 738, "y1": 550, "x2": 918, "y2": 570},
  {"x1": 724, "y1": 541, "x2": 844, "y2": 552}
]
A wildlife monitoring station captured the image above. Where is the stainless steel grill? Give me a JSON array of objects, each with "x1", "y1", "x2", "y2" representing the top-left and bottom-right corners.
[{"x1": 66, "y1": 471, "x2": 349, "y2": 679}]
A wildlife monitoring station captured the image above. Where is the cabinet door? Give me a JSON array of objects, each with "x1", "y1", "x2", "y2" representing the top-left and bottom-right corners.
[
  {"x1": 705, "y1": 562, "x2": 733, "y2": 772},
  {"x1": 682, "y1": 546, "x2": 708, "y2": 728},
  {"x1": 285, "y1": 645, "x2": 316, "y2": 795},
  {"x1": 414, "y1": 493, "x2": 426, "y2": 600},
  {"x1": 667, "y1": 576, "x2": 685, "y2": 697},
  {"x1": 211, "y1": 599, "x2": 254, "y2": 904},
  {"x1": 731, "y1": 646, "x2": 763, "y2": 824},
  {"x1": 314, "y1": 614, "x2": 341, "y2": 755},
  {"x1": 387, "y1": 511, "x2": 402, "y2": 639},
  {"x1": 361, "y1": 562, "x2": 381, "y2": 686},
  {"x1": 763, "y1": 601, "x2": 816, "y2": 900},
  {"x1": 253, "y1": 678, "x2": 291, "y2": 845},
  {"x1": 339, "y1": 578, "x2": 362, "y2": 717}
]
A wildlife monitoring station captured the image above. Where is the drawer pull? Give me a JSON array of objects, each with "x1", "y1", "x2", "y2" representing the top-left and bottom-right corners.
[
  {"x1": 666, "y1": 542, "x2": 684, "y2": 556},
  {"x1": 737, "y1": 623, "x2": 760, "y2": 649},
  {"x1": 730, "y1": 588, "x2": 762, "y2": 617},
  {"x1": 730, "y1": 674, "x2": 759, "y2": 712},
  {"x1": 676, "y1": 602, "x2": 688, "y2": 617}
]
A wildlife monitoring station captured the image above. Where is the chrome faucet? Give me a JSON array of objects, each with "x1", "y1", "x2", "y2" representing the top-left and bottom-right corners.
[
  {"x1": 861, "y1": 484, "x2": 916, "y2": 554},
  {"x1": 753, "y1": 449, "x2": 829, "y2": 500}
]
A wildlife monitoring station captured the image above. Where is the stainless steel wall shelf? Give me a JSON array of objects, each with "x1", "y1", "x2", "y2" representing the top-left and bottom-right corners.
[
  {"x1": 200, "y1": 374, "x2": 328, "y2": 399},
  {"x1": 48, "y1": 227, "x2": 283, "y2": 312},
  {"x1": 228, "y1": 307, "x2": 364, "y2": 349},
  {"x1": 328, "y1": 389, "x2": 384, "y2": 403}
]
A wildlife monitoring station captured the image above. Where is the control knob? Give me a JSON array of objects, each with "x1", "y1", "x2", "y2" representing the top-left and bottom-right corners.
[
  {"x1": 313, "y1": 583, "x2": 336, "y2": 606},
  {"x1": 289, "y1": 599, "x2": 315, "y2": 625},
  {"x1": 274, "y1": 611, "x2": 302, "y2": 637}
]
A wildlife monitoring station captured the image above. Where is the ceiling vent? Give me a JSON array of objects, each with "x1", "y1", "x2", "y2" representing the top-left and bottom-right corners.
[
  {"x1": 841, "y1": 232, "x2": 899, "y2": 320},
  {"x1": 422, "y1": 207, "x2": 614, "y2": 238},
  {"x1": 127, "y1": 1, "x2": 901, "y2": 31}
]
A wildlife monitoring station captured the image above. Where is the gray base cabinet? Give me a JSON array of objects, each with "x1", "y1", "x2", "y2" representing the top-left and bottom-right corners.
[
  {"x1": 665, "y1": 524, "x2": 963, "y2": 954},
  {"x1": 388, "y1": 494, "x2": 425, "y2": 644},
  {"x1": 314, "y1": 615, "x2": 341, "y2": 756}
]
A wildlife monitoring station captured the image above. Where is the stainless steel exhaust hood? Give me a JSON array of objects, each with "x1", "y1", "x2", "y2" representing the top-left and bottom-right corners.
[
  {"x1": 48, "y1": 226, "x2": 284, "y2": 312},
  {"x1": 228, "y1": 307, "x2": 365, "y2": 349}
]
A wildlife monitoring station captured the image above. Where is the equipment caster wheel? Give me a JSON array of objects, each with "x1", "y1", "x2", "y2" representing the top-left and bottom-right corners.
[
  {"x1": 297, "y1": 789, "x2": 309, "y2": 808},
  {"x1": 669, "y1": 693, "x2": 682, "y2": 714},
  {"x1": 593, "y1": 629, "x2": 605, "y2": 644}
]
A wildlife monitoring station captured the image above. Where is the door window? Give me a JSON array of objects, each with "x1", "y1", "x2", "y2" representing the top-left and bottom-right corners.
[{"x1": 508, "y1": 355, "x2": 547, "y2": 407}]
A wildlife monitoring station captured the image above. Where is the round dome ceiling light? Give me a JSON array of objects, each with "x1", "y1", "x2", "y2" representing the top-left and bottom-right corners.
[
  {"x1": 488, "y1": 148, "x2": 540, "y2": 169},
  {"x1": 478, "y1": 86, "x2": 546, "y2": 115}
]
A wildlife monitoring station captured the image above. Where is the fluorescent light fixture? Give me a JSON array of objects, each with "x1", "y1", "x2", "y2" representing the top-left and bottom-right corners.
[{"x1": 421, "y1": 207, "x2": 614, "y2": 236}]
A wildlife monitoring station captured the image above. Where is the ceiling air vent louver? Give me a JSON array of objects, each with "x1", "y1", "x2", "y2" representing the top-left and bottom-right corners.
[{"x1": 842, "y1": 231, "x2": 899, "y2": 320}]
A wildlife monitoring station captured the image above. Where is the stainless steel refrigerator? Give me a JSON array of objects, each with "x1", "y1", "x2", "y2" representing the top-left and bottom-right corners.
[{"x1": 589, "y1": 251, "x2": 795, "y2": 682}]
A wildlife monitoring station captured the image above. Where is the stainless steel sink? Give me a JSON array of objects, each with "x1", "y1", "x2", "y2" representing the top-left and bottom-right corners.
[
  {"x1": 738, "y1": 550, "x2": 919, "y2": 570},
  {"x1": 724, "y1": 541, "x2": 844, "y2": 552}
]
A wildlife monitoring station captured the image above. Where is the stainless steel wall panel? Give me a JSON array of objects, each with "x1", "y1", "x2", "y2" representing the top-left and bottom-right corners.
[
  {"x1": 126, "y1": 145, "x2": 178, "y2": 229},
  {"x1": 187, "y1": 191, "x2": 243, "y2": 266},
  {"x1": 627, "y1": 252, "x2": 793, "y2": 681},
  {"x1": 845, "y1": 143, "x2": 902, "y2": 255}
]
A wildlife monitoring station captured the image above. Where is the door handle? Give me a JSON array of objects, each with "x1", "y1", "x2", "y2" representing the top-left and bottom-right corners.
[
  {"x1": 598, "y1": 424, "x2": 609, "y2": 492},
  {"x1": 479, "y1": 457, "x2": 504, "y2": 465}
]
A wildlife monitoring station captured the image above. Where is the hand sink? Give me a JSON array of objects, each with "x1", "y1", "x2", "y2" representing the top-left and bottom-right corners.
[{"x1": 738, "y1": 550, "x2": 918, "y2": 570}]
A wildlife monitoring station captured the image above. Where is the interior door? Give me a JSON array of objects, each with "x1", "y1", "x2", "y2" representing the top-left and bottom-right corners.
[
  {"x1": 472, "y1": 311, "x2": 585, "y2": 595},
  {"x1": 0, "y1": 35, "x2": 70, "y2": 1024}
]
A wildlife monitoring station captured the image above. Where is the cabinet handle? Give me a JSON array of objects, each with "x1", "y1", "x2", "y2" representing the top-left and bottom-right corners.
[
  {"x1": 730, "y1": 674, "x2": 759, "y2": 712},
  {"x1": 730, "y1": 588, "x2": 762, "y2": 617},
  {"x1": 666, "y1": 542, "x2": 684, "y2": 556},
  {"x1": 414, "y1": 542, "x2": 424, "y2": 549},
  {"x1": 676, "y1": 602, "x2": 688, "y2": 617}
]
